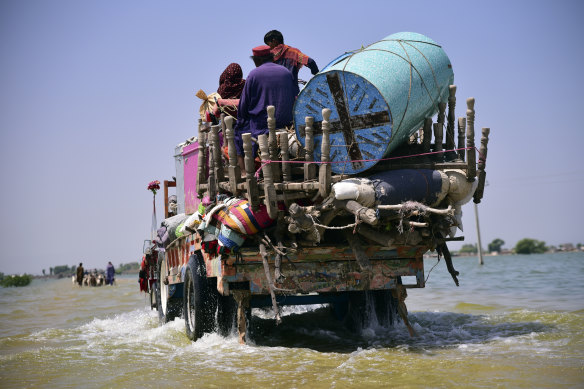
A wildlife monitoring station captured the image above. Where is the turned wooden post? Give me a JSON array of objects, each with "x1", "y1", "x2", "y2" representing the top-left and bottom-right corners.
[
  {"x1": 319, "y1": 108, "x2": 332, "y2": 197},
  {"x1": 224, "y1": 116, "x2": 240, "y2": 196},
  {"x1": 210, "y1": 124, "x2": 224, "y2": 183},
  {"x1": 267, "y1": 105, "x2": 281, "y2": 183},
  {"x1": 220, "y1": 113, "x2": 226, "y2": 133},
  {"x1": 196, "y1": 125, "x2": 206, "y2": 197},
  {"x1": 422, "y1": 117, "x2": 432, "y2": 153},
  {"x1": 457, "y1": 117, "x2": 466, "y2": 161},
  {"x1": 243, "y1": 133, "x2": 260, "y2": 210},
  {"x1": 473, "y1": 127, "x2": 490, "y2": 204},
  {"x1": 466, "y1": 97, "x2": 477, "y2": 180},
  {"x1": 279, "y1": 131, "x2": 291, "y2": 182},
  {"x1": 207, "y1": 144, "x2": 217, "y2": 200},
  {"x1": 437, "y1": 102, "x2": 447, "y2": 129},
  {"x1": 433, "y1": 122, "x2": 443, "y2": 161},
  {"x1": 304, "y1": 116, "x2": 316, "y2": 181},
  {"x1": 446, "y1": 85, "x2": 457, "y2": 151},
  {"x1": 258, "y1": 134, "x2": 279, "y2": 219}
]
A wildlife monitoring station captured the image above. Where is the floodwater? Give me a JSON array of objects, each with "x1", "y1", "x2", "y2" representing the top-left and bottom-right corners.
[{"x1": 1, "y1": 252, "x2": 583, "y2": 388}]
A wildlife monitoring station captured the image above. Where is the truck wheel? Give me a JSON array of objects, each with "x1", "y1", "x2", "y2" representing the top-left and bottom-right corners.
[
  {"x1": 184, "y1": 252, "x2": 215, "y2": 341},
  {"x1": 155, "y1": 253, "x2": 182, "y2": 324}
]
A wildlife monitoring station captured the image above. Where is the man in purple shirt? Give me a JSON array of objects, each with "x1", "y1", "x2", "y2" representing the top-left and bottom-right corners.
[{"x1": 234, "y1": 45, "x2": 296, "y2": 174}]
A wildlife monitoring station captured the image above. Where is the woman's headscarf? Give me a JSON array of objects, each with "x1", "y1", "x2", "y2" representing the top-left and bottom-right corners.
[{"x1": 217, "y1": 63, "x2": 245, "y2": 99}]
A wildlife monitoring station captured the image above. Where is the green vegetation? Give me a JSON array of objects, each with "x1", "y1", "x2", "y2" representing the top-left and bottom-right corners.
[
  {"x1": 52, "y1": 265, "x2": 72, "y2": 276},
  {"x1": 458, "y1": 244, "x2": 478, "y2": 254},
  {"x1": 488, "y1": 238, "x2": 505, "y2": 253},
  {"x1": 514, "y1": 238, "x2": 547, "y2": 254},
  {"x1": 0, "y1": 273, "x2": 32, "y2": 287},
  {"x1": 116, "y1": 262, "x2": 140, "y2": 274}
]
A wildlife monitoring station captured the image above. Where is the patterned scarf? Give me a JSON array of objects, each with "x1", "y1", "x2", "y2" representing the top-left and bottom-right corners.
[
  {"x1": 217, "y1": 63, "x2": 246, "y2": 99},
  {"x1": 271, "y1": 44, "x2": 309, "y2": 68}
]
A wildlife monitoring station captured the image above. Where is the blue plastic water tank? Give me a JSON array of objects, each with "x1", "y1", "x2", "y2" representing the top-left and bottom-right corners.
[{"x1": 293, "y1": 32, "x2": 454, "y2": 174}]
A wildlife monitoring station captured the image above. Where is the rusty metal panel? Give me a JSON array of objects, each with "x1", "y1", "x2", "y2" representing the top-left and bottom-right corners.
[
  {"x1": 236, "y1": 244, "x2": 427, "y2": 264},
  {"x1": 217, "y1": 257, "x2": 423, "y2": 295}
]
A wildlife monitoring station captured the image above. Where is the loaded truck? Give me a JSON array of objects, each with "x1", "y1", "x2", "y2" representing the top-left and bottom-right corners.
[{"x1": 142, "y1": 32, "x2": 490, "y2": 343}]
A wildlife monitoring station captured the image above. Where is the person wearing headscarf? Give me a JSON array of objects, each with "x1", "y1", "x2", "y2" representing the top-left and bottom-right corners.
[
  {"x1": 106, "y1": 261, "x2": 115, "y2": 286},
  {"x1": 218, "y1": 63, "x2": 246, "y2": 99},
  {"x1": 264, "y1": 30, "x2": 319, "y2": 95},
  {"x1": 217, "y1": 63, "x2": 246, "y2": 118}
]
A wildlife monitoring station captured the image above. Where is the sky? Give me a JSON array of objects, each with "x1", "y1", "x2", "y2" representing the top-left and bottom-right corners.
[{"x1": 1, "y1": 0, "x2": 583, "y2": 275}]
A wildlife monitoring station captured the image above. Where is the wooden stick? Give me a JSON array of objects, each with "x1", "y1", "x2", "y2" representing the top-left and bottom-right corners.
[
  {"x1": 446, "y1": 85, "x2": 457, "y2": 151},
  {"x1": 304, "y1": 116, "x2": 316, "y2": 181},
  {"x1": 319, "y1": 108, "x2": 332, "y2": 197},
  {"x1": 466, "y1": 97, "x2": 477, "y2": 180},
  {"x1": 258, "y1": 134, "x2": 279, "y2": 219},
  {"x1": 279, "y1": 131, "x2": 291, "y2": 182},
  {"x1": 377, "y1": 204, "x2": 453, "y2": 216},
  {"x1": 259, "y1": 242, "x2": 282, "y2": 325},
  {"x1": 267, "y1": 105, "x2": 281, "y2": 183},
  {"x1": 457, "y1": 117, "x2": 466, "y2": 161},
  {"x1": 243, "y1": 133, "x2": 260, "y2": 210},
  {"x1": 422, "y1": 118, "x2": 432, "y2": 153},
  {"x1": 473, "y1": 127, "x2": 490, "y2": 204},
  {"x1": 335, "y1": 199, "x2": 378, "y2": 226},
  {"x1": 224, "y1": 116, "x2": 240, "y2": 196}
]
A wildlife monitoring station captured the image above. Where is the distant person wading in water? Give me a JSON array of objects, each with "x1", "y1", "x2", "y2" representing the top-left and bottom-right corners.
[
  {"x1": 106, "y1": 261, "x2": 115, "y2": 286},
  {"x1": 76, "y1": 263, "x2": 84, "y2": 286}
]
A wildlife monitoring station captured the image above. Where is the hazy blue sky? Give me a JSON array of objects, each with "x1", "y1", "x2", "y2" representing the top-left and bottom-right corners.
[{"x1": 1, "y1": 0, "x2": 583, "y2": 274}]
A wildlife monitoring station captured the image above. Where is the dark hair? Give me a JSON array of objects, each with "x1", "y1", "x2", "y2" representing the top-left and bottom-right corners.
[
  {"x1": 251, "y1": 53, "x2": 274, "y2": 67},
  {"x1": 264, "y1": 30, "x2": 284, "y2": 45}
]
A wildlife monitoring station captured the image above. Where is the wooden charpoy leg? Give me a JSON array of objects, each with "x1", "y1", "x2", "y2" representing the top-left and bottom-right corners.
[
  {"x1": 224, "y1": 116, "x2": 241, "y2": 196},
  {"x1": 266, "y1": 105, "x2": 281, "y2": 183},
  {"x1": 392, "y1": 284, "x2": 417, "y2": 337},
  {"x1": 232, "y1": 290, "x2": 251, "y2": 344},
  {"x1": 258, "y1": 134, "x2": 278, "y2": 219},
  {"x1": 318, "y1": 108, "x2": 332, "y2": 198},
  {"x1": 466, "y1": 97, "x2": 477, "y2": 180}
]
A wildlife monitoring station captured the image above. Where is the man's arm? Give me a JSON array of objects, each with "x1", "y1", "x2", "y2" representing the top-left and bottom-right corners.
[{"x1": 307, "y1": 57, "x2": 319, "y2": 75}]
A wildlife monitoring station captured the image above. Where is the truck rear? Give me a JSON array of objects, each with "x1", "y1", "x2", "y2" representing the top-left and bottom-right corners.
[{"x1": 145, "y1": 32, "x2": 490, "y2": 343}]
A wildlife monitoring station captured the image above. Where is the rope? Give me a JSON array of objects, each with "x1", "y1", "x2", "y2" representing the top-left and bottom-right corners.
[
  {"x1": 254, "y1": 146, "x2": 481, "y2": 178},
  {"x1": 425, "y1": 256, "x2": 440, "y2": 284},
  {"x1": 335, "y1": 38, "x2": 443, "y2": 139}
]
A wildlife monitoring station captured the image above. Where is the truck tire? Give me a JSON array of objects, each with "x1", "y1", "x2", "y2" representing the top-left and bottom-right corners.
[
  {"x1": 155, "y1": 253, "x2": 182, "y2": 324},
  {"x1": 184, "y1": 252, "x2": 215, "y2": 341}
]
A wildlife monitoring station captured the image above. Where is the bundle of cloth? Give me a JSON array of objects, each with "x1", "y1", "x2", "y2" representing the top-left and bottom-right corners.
[
  {"x1": 196, "y1": 197, "x2": 275, "y2": 257},
  {"x1": 153, "y1": 213, "x2": 189, "y2": 251}
]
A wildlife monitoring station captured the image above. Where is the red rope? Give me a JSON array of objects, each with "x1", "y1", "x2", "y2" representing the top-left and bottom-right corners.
[{"x1": 254, "y1": 146, "x2": 482, "y2": 178}]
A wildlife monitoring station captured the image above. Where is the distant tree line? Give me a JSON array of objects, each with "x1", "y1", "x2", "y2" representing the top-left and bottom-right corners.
[
  {"x1": 45, "y1": 262, "x2": 141, "y2": 277},
  {"x1": 456, "y1": 237, "x2": 566, "y2": 255},
  {"x1": 116, "y1": 262, "x2": 140, "y2": 274}
]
